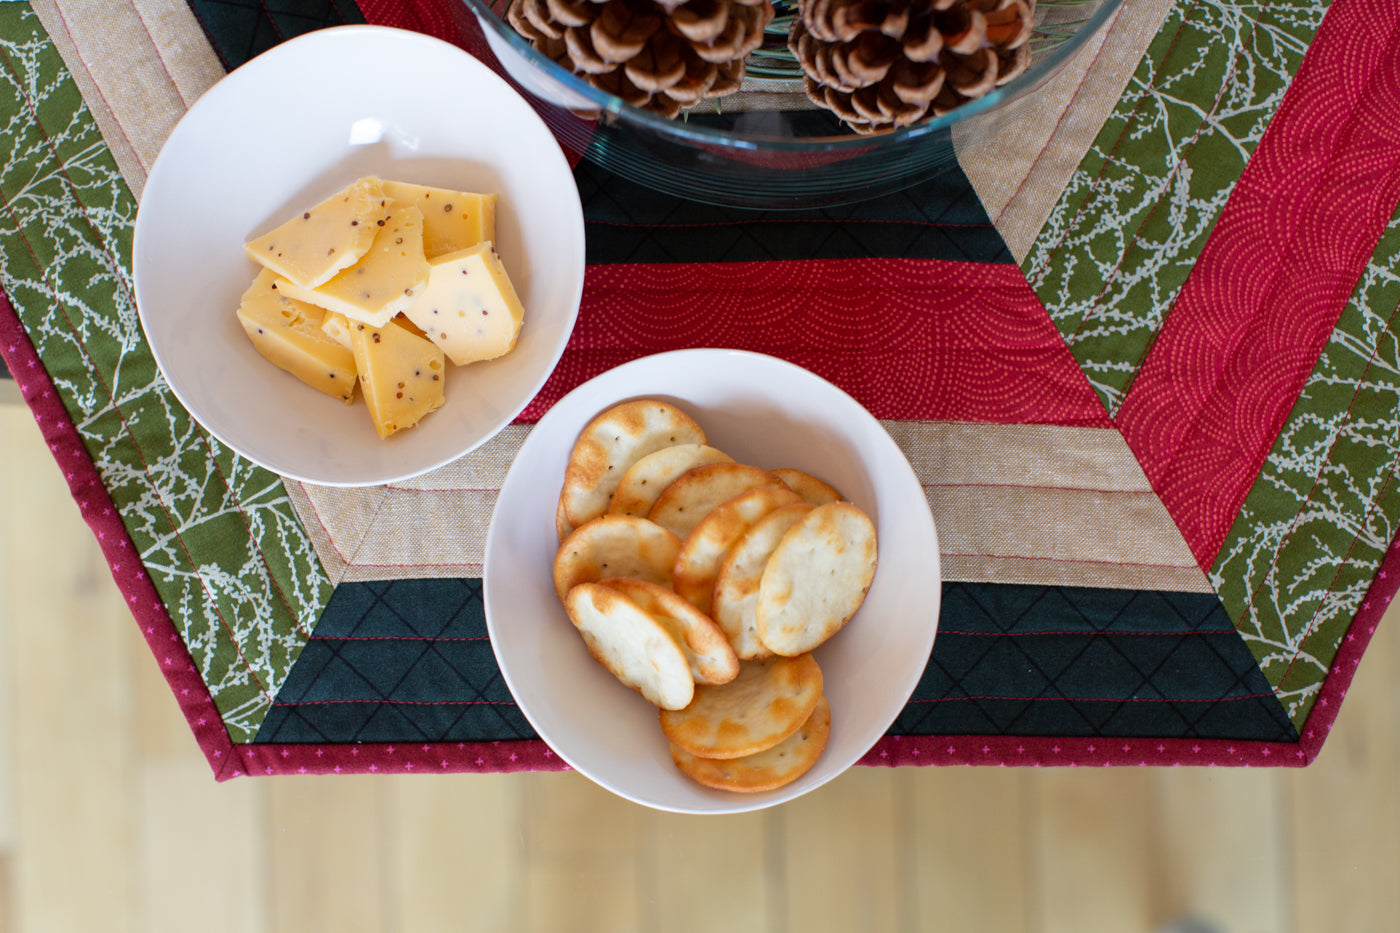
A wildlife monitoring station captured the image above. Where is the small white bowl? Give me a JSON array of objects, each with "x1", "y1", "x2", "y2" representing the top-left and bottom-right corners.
[
  {"x1": 484, "y1": 349, "x2": 941, "y2": 813},
  {"x1": 133, "y1": 25, "x2": 584, "y2": 486}
]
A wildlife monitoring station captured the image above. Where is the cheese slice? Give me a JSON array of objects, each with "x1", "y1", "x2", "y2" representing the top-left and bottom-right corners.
[
  {"x1": 381, "y1": 180, "x2": 497, "y2": 259},
  {"x1": 401, "y1": 242, "x2": 525, "y2": 366},
  {"x1": 347, "y1": 316, "x2": 446, "y2": 438},
  {"x1": 276, "y1": 202, "x2": 431, "y2": 327},
  {"x1": 320, "y1": 310, "x2": 354, "y2": 350},
  {"x1": 243, "y1": 177, "x2": 387, "y2": 289},
  {"x1": 235, "y1": 269, "x2": 357, "y2": 403}
]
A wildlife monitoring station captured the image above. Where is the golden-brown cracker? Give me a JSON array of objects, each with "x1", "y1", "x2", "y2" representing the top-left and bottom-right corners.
[
  {"x1": 669, "y1": 694, "x2": 831, "y2": 793},
  {"x1": 756, "y1": 501, "x2": 878, "y2": 656},
  {"x1": 672, "y1": 485, "x2": 802, "y2": 615},
  {"x1": 646, "y1": 462, "x2": 782, "y2": 539},
  {"x1": 658, "y1": 653, "x2": 823, "y2": 759},
  {"x1": 771, "y1": 468, "x2": 843, "y2": 506},
  {"x1": 561, "y1": 400, "x2": 706, "y2": 530},
  {"x1": 564, "y1": 583, "x2": 694, "y2": 710},
  {"x1": 608, "y1": 444, "x2": 734, "y2": 518},
  {"x1": 711, "y1": 503, "x2": 814, "y2": 659},
  {"x1": 599, "y1": 578, "x2": 738, "y2": 685},
  {"x1": 553, "y1": 515, "x2": 681, "y2": 602},
  {"x1": 556, "y1": 493, "x2": 574, "y2": 544}
]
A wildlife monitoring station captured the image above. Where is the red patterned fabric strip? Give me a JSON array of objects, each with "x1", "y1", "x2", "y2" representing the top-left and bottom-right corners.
[
  {"x1": 1116, "y1": 0, "x2": 1400, "y2": 570},
  {"x1": 521, "y1": 258, "x2": 1112, "y2": 425}
]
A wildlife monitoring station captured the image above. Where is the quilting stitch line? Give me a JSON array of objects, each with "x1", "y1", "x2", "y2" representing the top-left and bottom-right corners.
[
  {"x1": 0, "y1": 193, "x2": 279, "y2": 706},
  {"x1": 0, "y1": 32, "x2": 314, "y2": 636}
]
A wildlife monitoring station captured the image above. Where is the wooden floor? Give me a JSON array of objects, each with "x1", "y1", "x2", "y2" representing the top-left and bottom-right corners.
[{"x1": 2, "y1": 400, "x2": 1399, "y2": 933}]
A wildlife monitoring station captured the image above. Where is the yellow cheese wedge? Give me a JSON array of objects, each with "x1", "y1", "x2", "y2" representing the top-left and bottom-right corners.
[
  {"x1": 276, "y1": 202, "x2": 431, "y2": 327},
  {"x1": 381, "y1": 180, "x2": 497, "y2": 259},
  {"x1": 243, "y1": 177, "x2": 387, "y2": 289},
  {"x1": 235, "y1": 269, "x2": 357, "y2": 403},
  {"x1": 401, "y1": 242, "x2": 524, "y2": 366},
  {"x1": 347, "y1": 316, "x2": 446, "y2": 439},
  {"x1": 320, "y1": 310, "x2": 354, "y2": 350}
]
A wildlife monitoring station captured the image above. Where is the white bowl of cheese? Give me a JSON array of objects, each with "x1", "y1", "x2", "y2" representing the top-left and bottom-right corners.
[{"x1": 134, "y1": 25, "x2": 584, "y2": 486}]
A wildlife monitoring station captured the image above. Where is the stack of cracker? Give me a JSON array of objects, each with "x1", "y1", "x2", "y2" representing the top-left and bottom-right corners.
[{"x1": 552, "y1": 399, "x2": 878, "y2": 793}]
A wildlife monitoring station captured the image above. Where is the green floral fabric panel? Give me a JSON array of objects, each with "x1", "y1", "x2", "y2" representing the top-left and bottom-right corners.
[
  {"x1": 0, "y1": 5, "x2": 327, "y2": 742},
  {"x1": 1023, "y1": 0, "x2": 1327, "y2": 416},
  {"x1": 1211, "y1": 211, "x2": 1400, "y2": 728}
]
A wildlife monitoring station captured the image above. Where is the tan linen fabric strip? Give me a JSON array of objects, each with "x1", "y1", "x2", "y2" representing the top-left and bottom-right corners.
[
  {"x1": 31, "y1": 0, "x2": 222, "y2": 198},
  {"x1": 289, "y1": 421, "x2": 1210, "y2": 592},
  {"x1": 283, "y1": 482, "x2": 390, "y2": 588},
  {"x1": 954, "y1": 0, "x2": 1176, "y2": 264}
]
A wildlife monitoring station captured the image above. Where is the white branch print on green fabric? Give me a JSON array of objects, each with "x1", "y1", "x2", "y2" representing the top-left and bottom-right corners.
[
  {"x1": 0, "y1": 7, "x2": 330, "y2": 744},
  {"x1": 1023, "y1": 0, "x2": 1325, "y2": 417},
  {"x1": 1212, "y1": 214, "x2": 1400, "y2": 728}
]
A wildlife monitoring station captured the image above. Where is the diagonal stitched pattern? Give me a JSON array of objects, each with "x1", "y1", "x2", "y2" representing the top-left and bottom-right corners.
[
  {"x1": 259, "y1": 579, "x2": 1295, "y2": 744},
  {"x1": 575, "y1": 158, "x2": 1012, "y2": 265},
  {"x1": 892, "y1": 583, "x2": 1297, "y2": 741},
  {"x1": 0, "y1": 6, "x2": 329, "y2": 742},
  {"x1": 185, "y1": 0, "x2": 365, "y2": 71},
  {"x1": 254, "y1": 579, "x2": 533, "y2": 743}
]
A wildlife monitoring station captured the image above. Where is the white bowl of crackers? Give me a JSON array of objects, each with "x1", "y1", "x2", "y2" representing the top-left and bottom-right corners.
[
  {"x1": 133, "y1": 25, "x2": 584, "y2": 486},
  {"x1": 485, "y1": 349, "x2": 941, "y2": 813}
]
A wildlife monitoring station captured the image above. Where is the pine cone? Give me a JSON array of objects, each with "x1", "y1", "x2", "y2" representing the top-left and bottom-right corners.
[
  {"x1": 507, "y1": 0, "x2": 773, "y2": 116},
  {"x1": 790, "y1": 0, "x2": 1034, "y2": 133}
]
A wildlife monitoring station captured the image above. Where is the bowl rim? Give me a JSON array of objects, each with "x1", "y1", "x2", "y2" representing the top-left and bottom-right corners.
[
  {"x1": 133, "y1": 24, "x2": 585, "y2": 487},
  {"x1": 459, "y1": 0, "x2": 1127, "y2": 152},
  {"x1": 482, "y1": 347, "x2": 943, "y2": 813}
]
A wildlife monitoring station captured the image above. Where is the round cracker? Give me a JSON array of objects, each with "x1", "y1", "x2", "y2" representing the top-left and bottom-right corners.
[
  {"x1": 756, "y1": 501, "x2": 877, "y2": 656},
  {"x1": 599, "y1": 578, "x2": 739, "y2": 685},
  {"x1": 672, "y1": 484, "x2": 802, "y2": 615},
  {"x1": 561, "y1": 399, "x2": 706, "y2": 530},
  {"x1": 647, "y1": 462, "x2": 782, "y2": 539},
  {"x1": 659, "y1": 653, "x2": 823, "y2": 759},
  {"x1": 771, "y1": 468, "x2": 843, "y2": 506},
  {"x1": 711, "y1": 503, "x2": 814, "y2": 659},
  {"x1": 564, "y1": 583, "x2": 694, "y2": 710},
  {"x1": 608, "y1": 444, "x2": 734, "y2": 518},
  {"x1": 670, "y1": 694, "x2": 831, "y2": 793},
  {"x1": 553, "y1": 515, "x2": 681, "y2": 602},
  {"x1": 556, "y1": 493, "x2": 575, "y2": 544}
]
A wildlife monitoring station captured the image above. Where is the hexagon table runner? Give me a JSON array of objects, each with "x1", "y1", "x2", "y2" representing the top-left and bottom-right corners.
[{"x1": 2, "y1": 0, "x2": 1398, "y2": 778}]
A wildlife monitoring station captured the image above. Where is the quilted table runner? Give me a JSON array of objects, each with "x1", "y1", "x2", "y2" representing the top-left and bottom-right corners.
[{"x1": 2, "y1": 0, "x2": 1399, "y2": 778}]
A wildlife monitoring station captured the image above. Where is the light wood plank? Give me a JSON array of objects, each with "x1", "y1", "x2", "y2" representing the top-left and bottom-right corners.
[
  {"x1": 521, "y1": 770, "x2": 645, "y2": 860},
  {"x1": 525, "y1": 862, "x2": 643, "y2": 933},
  {"x1": 778, "y1": 766, "x2": 901, "y2": 932},
  {"x1": 648, "y1": 809, "x2": 772, "y2": 933},
  {"x1": 1028, "y1": 767, "x2": 1157, "y2": 933},
  {"x1": 904, "y1": 766, "x2": 1030, "y2": 932},
  {"x1": 1151, "y1": 768, "x2": 1286, "y2": 933},
  {"x1": 266, "y1": 776, "x2": 387, "y2": 933},
  {"x1": 2, "y1": 406, "x2": 138, "y2": 933},
  {"x1": 387, "y1": 773, "x2": 526, "y2": 933},
  {"x1": 520, "y1": 771, "x2": 646, "y2": 933},
  {"x1": 136, "y1": 760, "x2": 267, "y2": 933},
  {"x1": 1287, "y1": 599, "x2": 1400, "y2": 933}
]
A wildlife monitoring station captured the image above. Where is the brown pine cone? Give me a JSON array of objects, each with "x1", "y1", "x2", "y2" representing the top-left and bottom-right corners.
[
  {"x1": 791, "y1": 0, "x2": 1034, "y2": 133},
  {"x1": 508, "y1": 0, "x2": 773, "y2": 116}
]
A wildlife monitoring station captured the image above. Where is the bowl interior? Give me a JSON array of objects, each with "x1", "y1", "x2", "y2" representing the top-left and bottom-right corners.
[
  {"x1": 133, "y1": 26, "x2": 584, "y2": 486},
  {"x1": 484, "y1": 349, "x2": 941, "y2": 813}
]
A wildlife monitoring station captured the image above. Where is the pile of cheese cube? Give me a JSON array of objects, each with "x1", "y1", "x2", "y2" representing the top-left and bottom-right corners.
[{"x1": 236, "y1": 176, "x2": 523, "y2": 439}]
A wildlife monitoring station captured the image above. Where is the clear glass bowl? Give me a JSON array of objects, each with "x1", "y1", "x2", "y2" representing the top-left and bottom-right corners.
[{"x1": 446, "y1": 0, "x2": 1122, "y2": 209}]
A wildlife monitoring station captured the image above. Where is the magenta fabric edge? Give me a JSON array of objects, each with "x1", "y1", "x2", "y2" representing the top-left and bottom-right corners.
[
  {"x1": 233, "y1": 739, "x2": 570, "y2": 778},
  {"x1": 0, "y1": 289, "x2": 240, "y2": 779}
]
